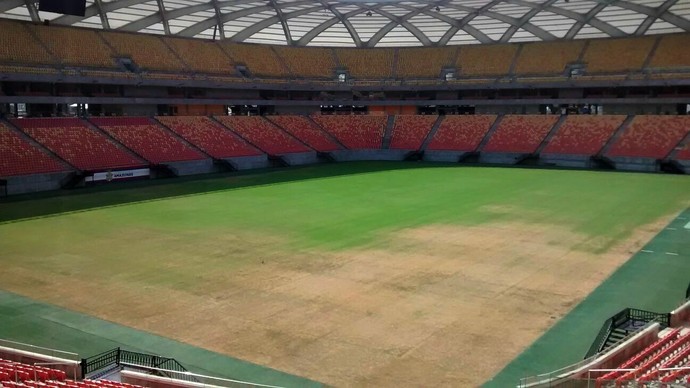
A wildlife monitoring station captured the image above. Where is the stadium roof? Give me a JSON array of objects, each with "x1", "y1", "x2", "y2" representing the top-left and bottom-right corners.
[{"x1": 2, "y1": 0, "x2": 690, "y2": 47}]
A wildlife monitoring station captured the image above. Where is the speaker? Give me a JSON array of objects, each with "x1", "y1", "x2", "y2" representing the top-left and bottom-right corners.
[{"x1": 38, "y1": 0, "x2": 86, "y2": 17}]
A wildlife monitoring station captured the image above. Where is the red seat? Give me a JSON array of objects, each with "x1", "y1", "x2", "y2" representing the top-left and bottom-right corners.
[
  {"x1": 90, "y1": 117, "x2": 206, "y2": 164},
  {"x1": 542, "y1": 115, "x2": 626, "y2": 156},
  {"x1": 311, "y1": 114, "x2": 386, "y2": 150},
  {"x1": 427, "y1": 115, "x2": 497, "y2": 151},
  {"x1": 390, "y1": 115, "x2": 437, "y2": 150},
  {"x1": 155, "y1": 116, "x2": 261, "y2": 158},
  {"x1": 12, "y1": 118, "x2": 144, "y2": 171},
  {"x1": 267, "y1": 115, "x2": 340, "y2": 152},
  {"x1": 483, "y1": 115, "x2": 559, "y2": 153},
  {"x1": 215, "y1": 116, "x2": 310, "y2": 154}
]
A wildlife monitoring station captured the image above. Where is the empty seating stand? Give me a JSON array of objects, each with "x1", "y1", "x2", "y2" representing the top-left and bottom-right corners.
[
  {"x1": 215, "y1": 116, "x2": 310, "y2": 154},
  {"x1": 0, "y1": 358, "x2": 143, "y2": 388},
  {"x1": 91, "y1": 117, "x2": 206, "y2": 164},
  {"x1": 542, "y1": 115, "x2": 626, "y2": 156},
  {"x1": 0, "y1": 122, "x2": 66, "y2": 177},
  {"x1": 156, "y1": 116, "x2": 261, "y2": 158},
  {"x1": 607, "y1": 116, "x2": 690, "y2": 159},
  {"x1": 390, "y1": 115, "x2": 437, "y2": 150},
  {"x1": 12, "y1": 118, "x2": 144, "y2": 171},
  {"x1": 427, "y1": 115, "x2": 497, "y2": 152},
  {"x1": 483, "y1": 115, "x2": 559, "y2": 154},
  {"x1": 267, "y1": 115, "x2": 340, "y2": 152},
  {"x1": 311, "y1": 115, "x2": 387, "y2": 150}
]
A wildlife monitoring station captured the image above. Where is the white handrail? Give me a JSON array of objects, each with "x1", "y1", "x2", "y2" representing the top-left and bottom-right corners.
[{"x1": 119, "y1": 362, "x2": 287, "y2": 388}]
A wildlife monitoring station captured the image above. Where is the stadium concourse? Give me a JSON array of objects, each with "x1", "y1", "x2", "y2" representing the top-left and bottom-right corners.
[{"x1": 1, "y1": 0, "x2": 690, "y2": 387}]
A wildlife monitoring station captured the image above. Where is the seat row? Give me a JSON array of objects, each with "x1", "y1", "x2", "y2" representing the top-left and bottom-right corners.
[
  {"x1": 1, "y1": 19, "x2": 689, "y2": 79},
  {"x1": 1, "y1": 115, "x2": 688, "y2": 178}
]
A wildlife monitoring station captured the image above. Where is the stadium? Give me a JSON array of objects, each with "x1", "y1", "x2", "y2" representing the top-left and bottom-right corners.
[{"x1": 0, "y1": 0, "x2": 690, "y2": 387}]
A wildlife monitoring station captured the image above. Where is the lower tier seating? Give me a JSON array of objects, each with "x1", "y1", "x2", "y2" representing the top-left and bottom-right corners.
[
  {"x1": 311, "y1": 115, "x2": 386, "y2": 150},
  {"x1": 483, "y1": 115, "x2": 559, "y2": 153},
  {"x1": 215, "y1": 116, "x2": 311, "y2": 154},
  {"x1": 596, "y1": 329, "x2": 689, "y2": 388},
  {"x1": 155, "y1": 116, "x2": 261, "y2": 158},
  {"x1": 542, "y1": 115, "x2": 626, "y2": 156},
  {"x1": 12, "y1": 118, "x2": 144, "y2": 171},
  {"x1": 427, "y1": 115, "x2": 497, "y2": 152},
  {"x1": 0, "y1": 358, "x2": 143, "y2": 388},
  {"x1": 607, "y1": 116, "x2": 690, "y2": 159},
  {"x1": 0, "y1": 122, "x2": 66, "y2": 177},
  {"x1": 90, "y1": 117, "x2": 206, "y2": 164},
  {"x1": 390, "y1": 115, "x2": 437, "y2": 150},
  {"x1": 267, "y1": 115, "x2": 340, "y2": 152}
]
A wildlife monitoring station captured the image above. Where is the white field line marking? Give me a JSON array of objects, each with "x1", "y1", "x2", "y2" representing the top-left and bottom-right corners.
[
  {"x1": 685, "y1": 221, "x2": 690, "y2": 229},
  {"x1": 641, "y1": 250, "x2": 654, "y2": 253},
  {"x1": 679, "y1": 217, "x2": 687, "y2": 220},
  {"x1": 665, "y1": 252, "x2": 679, "y2": 256},
  {"x1": 667, "y1": 228, "x2": 677, "y2": 231}
]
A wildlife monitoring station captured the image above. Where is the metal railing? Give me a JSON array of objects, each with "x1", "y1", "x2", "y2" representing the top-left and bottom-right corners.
[{"x1": 81, "y1": 347, "x2": 197, "y2": 382}]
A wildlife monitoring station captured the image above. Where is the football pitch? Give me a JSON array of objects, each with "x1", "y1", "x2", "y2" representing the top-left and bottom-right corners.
[{"x1": 0, "y1": 162, "x2": 688, "y2": 387}]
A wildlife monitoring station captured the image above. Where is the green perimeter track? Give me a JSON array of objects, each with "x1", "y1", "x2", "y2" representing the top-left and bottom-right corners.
[{"x1": 486, "y1": 208, "x2": 690, "y2": 388}]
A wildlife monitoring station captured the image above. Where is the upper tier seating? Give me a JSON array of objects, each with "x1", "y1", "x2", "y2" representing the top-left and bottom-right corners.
[
  {"x1": 0, "y1": 122, "x2": 66, "y2": 177},
  {"x1": 427, "y1": 115, "x2": 497, "y2": 151},
  {"x1": 583, "y1": 36, "x2": 655, "y2": 73},
  {"x1": 91, "y1": 117, "x2": 206, "y2": 164},
  {"x1": 215, "y1": 116, "x2": 310, "y2": 154},
  {"x1": 542, "y1": 115, "x2": 626, "y2": 156},
  {"x1": 335, "y1": 48, "x2": 394, "y2": 79},
  {"x1": 273, "y1": 46, "x2": 336, "y2": 79},
  {"x1": 311, "y1": 115, "x2": 387, "y2": 150},
  {"x1": 396, "y1": 47, "x2": 457, "y2": 79},
  {"x1": 606, "y1": 116, "x2": 690, "y2": 159},
  {"x1": 101, "y1": 31, "x2": 185, "y2": 72},
  {"x1": 483, "y1": 115, "x2": 559, "y2": 153},
  {"x1": 515, "y1": 41, "x2": 584, "y2": 75},
  {"x1": 648, "y1": 33, "x2": 690, "y2": 70},
  {"x1": 155, "y1": 116, "x2": 261, "y2": 158},
  {"x1": 457, "y1": 44, "x2": 517, "y2": 77},
  {"x1": 13, "y1": 118, "x2": 144, "y2": 171},
  {"x1": 224, "y1": 43, "x2": 288, "y2": 78},
  {"x1": 0, "y1": 20, "x2": 55, "y2": 65},
  {"x1": 163, "y1": 37, "x2": 235, "y2": 74},
  {"x1": 390, "y1": 115, "x2": 437, "y2": 150},
  {"x1": 267, "y1": 115, "x2": 340, "y2": 152},
  {"x1": 31, "y1": 25, "x2": 116, "y2": 68}
]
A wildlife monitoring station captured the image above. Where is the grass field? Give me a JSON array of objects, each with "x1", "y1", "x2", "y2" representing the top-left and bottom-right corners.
[{"x1": 0, "y1": 162, "x2": 688, "y2": 387}]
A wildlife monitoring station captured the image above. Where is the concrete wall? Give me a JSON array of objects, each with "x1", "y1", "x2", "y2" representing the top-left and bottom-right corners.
[
  {"x1": 164, "y1": 159, "x2": 215, "y2": 176},
  {"x1": 423, "y1": 151, "x2": 465, "y2": 163},
  {"x1": 4, "y1": 172, "x2": 72, "y2": 196},
  {"x1": 224, "y1": 155, "x2": 270, "y2": 170},
  {"x1": 479, "y1": 152, "x2": 526, "y2": 164},
  {"x1": 611, "y1": 157, "x2": 659, "y2": 172},
  {"x1": 540, "y1": 154, "x2": 591, "y2": 168},
  {"x1": 671, "y1": 300, "x2": 690, "y2": 327},
  {"x1": 281, "y1": 151, "x2": 319, "y2": 166},
  {"x1": 330, "y1": 149, "x2": 408, "y2": 161},
  {"x1": 121, "y1": 370, "x2": 224, "y2": 388}
]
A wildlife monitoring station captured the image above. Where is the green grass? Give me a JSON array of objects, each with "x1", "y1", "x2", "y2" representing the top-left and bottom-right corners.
[{"x1": 0, "y1": 162, "x2": 688, "y2": 386}]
